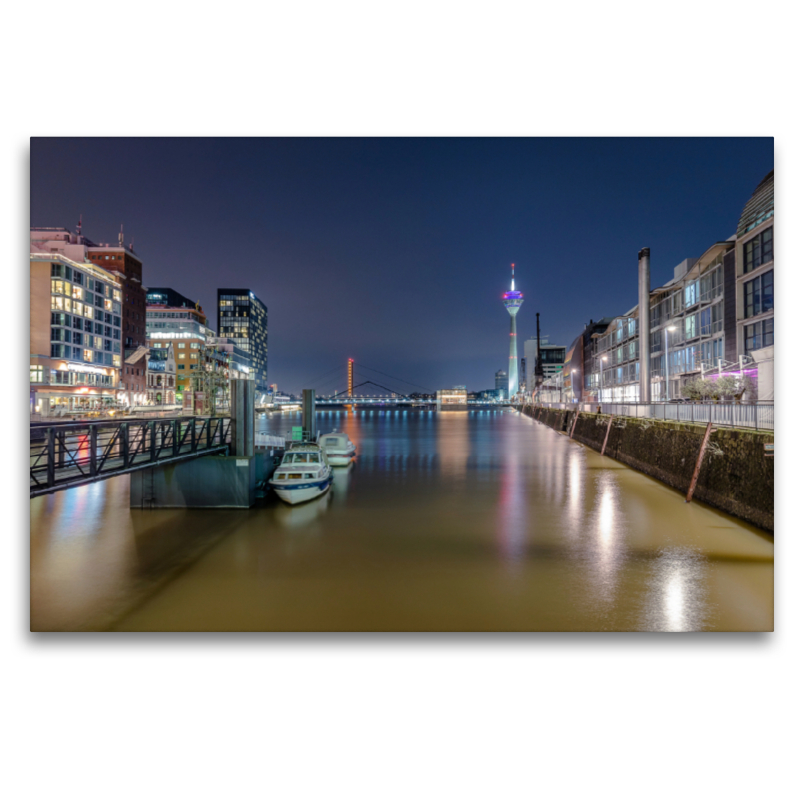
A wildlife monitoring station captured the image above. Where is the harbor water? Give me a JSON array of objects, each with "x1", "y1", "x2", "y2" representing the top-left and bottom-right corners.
[{"x1": 30, "y1": 408, "x2": 774, "y2": 631}]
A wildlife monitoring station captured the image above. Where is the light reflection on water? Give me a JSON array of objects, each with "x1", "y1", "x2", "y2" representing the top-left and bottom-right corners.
[{"x1": 30, "y1": 408, "x2": 773, "y2": 631}]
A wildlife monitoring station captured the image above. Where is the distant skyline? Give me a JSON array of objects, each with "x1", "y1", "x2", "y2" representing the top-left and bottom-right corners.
[{"x1": 30, "y1": 137, "x2": 773, "y2": 394}]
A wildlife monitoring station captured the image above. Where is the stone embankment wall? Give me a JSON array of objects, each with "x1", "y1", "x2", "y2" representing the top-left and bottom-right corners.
[{"x1": 520, "y1": 405, "x2": 774, "y2": 532}]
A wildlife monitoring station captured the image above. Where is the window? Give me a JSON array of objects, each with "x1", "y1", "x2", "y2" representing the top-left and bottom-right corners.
[
  {"x1": 51, "y1": 263, "x2": 63, "y2": 277},
  {"x1": 178, "y1": 364, "x2": 185, "y2": 370},
  {"x1": 744, "y1": 319, "x2": 774, "y2": 354},
  {"x1": 743, "y1": 227, "x2": 773, "y2": 274},
  {"x1": 744, "y1": 270, "x2": 773, "y2": 318},
  {"x1": 684, "y1": 281, "x2": 698, "y2": 307},
  {"x1": 51, "y1": 280, "x2": 64, "y2": 295},
  {"x1": 30, "y1": 366, "x2": 44, "y2": 383},
  {"x1": 83, "y1": 349, "x2": 94, "y2": 362},
  {"x1": 685, "y1": 314, "x2": 697, "y2": 339},
  {"x1": 72, "y1": 285, "x2": 83, "y2": 300}
]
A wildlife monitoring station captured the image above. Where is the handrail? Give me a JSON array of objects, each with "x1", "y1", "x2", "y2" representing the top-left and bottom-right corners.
[{"x1": 30, "y1": 416, "x2": 232, "y2": 496}]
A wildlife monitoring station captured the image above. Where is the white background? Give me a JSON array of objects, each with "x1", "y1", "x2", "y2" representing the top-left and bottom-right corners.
[{"x1": 4, "y1": 2, "x2": 796, "y2": 798}]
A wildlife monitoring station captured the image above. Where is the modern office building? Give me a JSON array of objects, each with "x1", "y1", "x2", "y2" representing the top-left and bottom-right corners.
[
  {"x1": 495, "y1": 369, "x2": 509, "y2": 399},
  {"x1": 29, "y1": 251, "x2": 123, "y2": 414},
  {"x1": 436, "y1": 387, "x2": 468, "y2": 410},
  {"x1": 146, "y1": 287, "x2": 206, "y2": 323},
  {"x1": 501, "y1": 264, "x2": 523, "y2": 397},
  {"x1": 146, "y1": 302, "x2": 213, "y2": 401},
  {"x1": 31, "y1": 225, "x2": 147, "y2": 404},
  {"x1": 562, "y1": 318, "x2": 614, "y2": 403},
  {"x1": 207, "y1": 336, "x2": 253, "y2": 381},
  {"x1": 735, "y1": 170, "x2": 774, "y2": 401},
  {"x1": 217, "y1": 289, "x2": 268, "y2": 393},
  {"x1": 524, "y1": 336, "x2": 566, "y2": 384}
]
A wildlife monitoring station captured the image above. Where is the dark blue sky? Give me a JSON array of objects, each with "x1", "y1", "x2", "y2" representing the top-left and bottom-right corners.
[{"x1": 30, "y1": 137, "x2": 773, "y2": 394}]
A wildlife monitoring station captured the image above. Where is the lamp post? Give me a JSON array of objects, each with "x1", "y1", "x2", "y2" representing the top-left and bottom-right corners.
[{"x1": 664, "y1": 325, "x2": 677, "y2": 402}]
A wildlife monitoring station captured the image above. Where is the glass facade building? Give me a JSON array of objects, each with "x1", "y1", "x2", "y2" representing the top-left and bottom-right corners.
[{"x1": 217, "y1": 289, "x2": 268, "y2": 392}]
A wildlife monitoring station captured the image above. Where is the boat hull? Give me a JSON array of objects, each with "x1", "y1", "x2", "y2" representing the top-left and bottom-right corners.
[
  {"x1": 270, "y1": 475, "x2": 333, "y2": 505},
  {"x1": 327, "y1": 452, "x2": 355, "y2": 466}
]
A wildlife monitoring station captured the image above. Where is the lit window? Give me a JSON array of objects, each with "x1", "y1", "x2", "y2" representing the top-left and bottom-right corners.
[{"x1": 30, "y1": 366, "x2": 44, "y2": 383}]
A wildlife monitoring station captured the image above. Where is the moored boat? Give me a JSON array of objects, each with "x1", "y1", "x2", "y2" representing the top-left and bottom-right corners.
[
  {"x1": 319, "y1": 431, "x2": 357, "y2": 466},
  {"x1": 268, "y1": 442, "x2": 333, "y2": 505}
]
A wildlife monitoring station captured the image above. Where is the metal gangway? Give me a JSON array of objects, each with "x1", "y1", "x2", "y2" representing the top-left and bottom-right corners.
[{"x1": 30, "y1": 416, "x2": 232, "y2": 497}]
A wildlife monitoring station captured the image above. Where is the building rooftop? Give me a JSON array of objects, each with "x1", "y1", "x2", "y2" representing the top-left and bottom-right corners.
[{"x1": 737, "y1": 170, "x2": 774, "y2": 237}]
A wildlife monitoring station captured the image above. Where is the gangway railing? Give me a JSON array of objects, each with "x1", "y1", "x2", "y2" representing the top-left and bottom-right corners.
[
  {"x1": 526, "y1": 401, "x2": 774, "y2": 431},
  {"x1": 30, "y1": 417, "x2": 232, "y2": 497}
]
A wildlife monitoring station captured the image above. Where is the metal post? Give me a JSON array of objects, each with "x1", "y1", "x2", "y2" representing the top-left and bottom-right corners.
[
  {"x1": 121, "y1": 422, "x2": 129, "y2": 468},
  {"x1": 90, "y1": 425, "x2": 98, "y2": 476},
  {"x1": 570, "y1": 411, "x2": 579, "y2": 439},
  {"x1": 601, "y1": 415, "x2": 614, "y2": 456},
  {"x1": 149, "y1": 421, "x2": 157, "y2": 462},
  {"x1": 173, "y1": 420, "x2": 180, "y2": 457},
  {"x1": 46, "y1": 427, "x2": 55, "y2": 488},
  {"x1": 302, "y1": 389, "x2": 317, "y2": 441},
  {"x1": 664, "y1": 328, "x2": 670, "y2": 402},
  {"x1": 686, "y1": 421, "x2": 714, "y2": 503},
  {"x1": 230, "y1": 378, "x2": 255, "y2": 457},
  {"x1": 191, "y1": 418, "x2": 197, "y2": 452}
]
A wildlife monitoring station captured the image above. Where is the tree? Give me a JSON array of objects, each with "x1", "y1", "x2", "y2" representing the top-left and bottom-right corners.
[
  {"x1": 681, "y1": 378, "x2": 704, "y2": 402},
  {"x1": 714, "y1": 376, "x2": 738, "y2": 401}
]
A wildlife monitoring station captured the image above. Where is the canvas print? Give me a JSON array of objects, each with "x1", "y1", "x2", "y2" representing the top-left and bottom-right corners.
[{"x1": 29, "y1": 137, "x2": 774, "y2": 631}]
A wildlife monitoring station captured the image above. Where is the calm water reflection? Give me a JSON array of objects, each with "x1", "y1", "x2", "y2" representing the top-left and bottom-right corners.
[{"x1": 30, "y1": 409, "x2": 773, "y2": 631}]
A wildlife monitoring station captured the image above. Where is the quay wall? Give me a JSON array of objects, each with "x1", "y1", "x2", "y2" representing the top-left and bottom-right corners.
[{"x1": 520, "y1": 405, "x2": 774, "y2": 531}]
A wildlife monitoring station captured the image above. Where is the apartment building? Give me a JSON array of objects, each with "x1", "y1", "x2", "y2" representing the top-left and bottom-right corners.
[{"x1": 30, "y1": 251, "x2": 123, "y2": 415}]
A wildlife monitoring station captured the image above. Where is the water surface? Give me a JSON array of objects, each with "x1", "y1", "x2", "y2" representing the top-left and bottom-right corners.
[{"x1": 30, "y1": 409, "x2": 773, "y2": 631}]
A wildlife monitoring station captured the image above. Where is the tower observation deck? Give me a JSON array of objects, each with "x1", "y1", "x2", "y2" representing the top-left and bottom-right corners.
[{"x1": 502, "y1": 263, "x2": 523, "y2": 398}]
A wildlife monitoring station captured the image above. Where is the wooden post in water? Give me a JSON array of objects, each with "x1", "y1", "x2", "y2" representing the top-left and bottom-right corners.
[
  {"x1": 686, "y1": 421, "x2": 714, "y2": 503},
  {"x1": 569, "y1": 411, "x2": 579, "y2": 439},
  {"x1": 601, "y1": 415, "x2": 614, "y2": 456}
]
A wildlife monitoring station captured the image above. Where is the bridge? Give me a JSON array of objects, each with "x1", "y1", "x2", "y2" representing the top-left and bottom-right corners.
[
  {"x1": 30, "y1": 416, "x2": 233, "y2": 497},
  {"x1": 290, "y1": 359, "x2": 507, "y2": 408}
]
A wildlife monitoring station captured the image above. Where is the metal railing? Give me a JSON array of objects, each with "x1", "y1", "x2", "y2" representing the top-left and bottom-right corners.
[
  {"x1": 254, "y1": 432, "x2": 288, "y2": 449},
  {"x1": 30, "y1": 416, "x2": 231, "y2": 496},
  {"x1": 528, "y1": 402, "x2": 774, "y2": 430}
]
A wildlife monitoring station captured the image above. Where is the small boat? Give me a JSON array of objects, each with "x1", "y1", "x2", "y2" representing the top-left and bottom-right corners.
[
  {"x1": 269, "y1": 442, "x2": 333, "y2": 505},
  {"x1": 318, "y1": 431, "x2": 357, "y2": 466}
]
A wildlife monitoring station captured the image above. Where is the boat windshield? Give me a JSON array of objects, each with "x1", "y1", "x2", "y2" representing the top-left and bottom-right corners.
[
  {"x1": 323, "y1": 437, "x2": 343, "y2": 448},
  {"x1": 283, "y1": 453, "x2": 320, "y2": 464}
]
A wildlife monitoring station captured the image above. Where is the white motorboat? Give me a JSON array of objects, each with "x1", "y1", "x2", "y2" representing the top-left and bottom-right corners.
[
  {"x1": 319, "y1": 431, "x2": 357, "y2": 466},
  {"x1": 269, "y1": 442, "x2": 333, "y2": 505}
]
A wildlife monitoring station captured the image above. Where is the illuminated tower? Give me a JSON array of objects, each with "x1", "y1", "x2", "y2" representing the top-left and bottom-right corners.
[
  {"x1": 502, "y1": 263, "x2": 524, "y2": 398},
  {"x1": 347, "y1": 358, "x2": 354, "y2": 397}
]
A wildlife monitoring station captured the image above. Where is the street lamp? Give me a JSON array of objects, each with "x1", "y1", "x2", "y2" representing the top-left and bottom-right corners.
[{"x1": 664, "y1": 325, "x2": 677, "y2": 402}]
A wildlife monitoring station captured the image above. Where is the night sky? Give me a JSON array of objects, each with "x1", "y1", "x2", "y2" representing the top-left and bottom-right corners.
[{"x1": 30, "y1": 137, "x2": 773, "y2": 395}]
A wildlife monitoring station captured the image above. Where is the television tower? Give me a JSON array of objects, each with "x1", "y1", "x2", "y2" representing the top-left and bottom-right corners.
[{"x1": 502, "y1": 263, "x2": 524, "y2": 398}]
